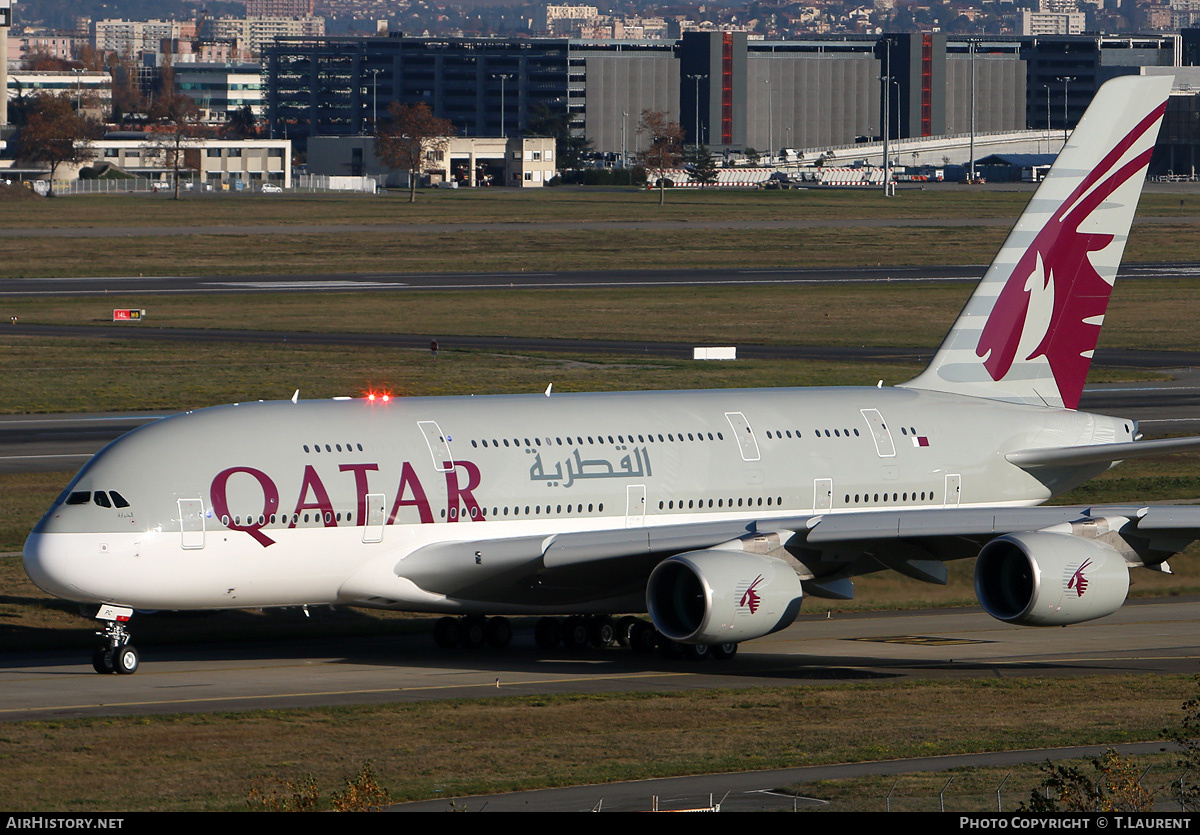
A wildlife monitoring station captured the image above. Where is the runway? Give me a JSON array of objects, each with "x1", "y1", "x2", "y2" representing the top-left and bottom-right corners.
[
  {"x1": 3, "y1": 260, "x2": 1200, "y2": 295},
  {"x1": 3, "y1": 598, "x2": 1199, "y2": 724}
]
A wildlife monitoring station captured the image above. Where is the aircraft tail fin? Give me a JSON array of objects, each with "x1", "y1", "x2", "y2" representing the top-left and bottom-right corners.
[{"x1": 901, "y1": 75, "x2": 1170, "y2": 410}]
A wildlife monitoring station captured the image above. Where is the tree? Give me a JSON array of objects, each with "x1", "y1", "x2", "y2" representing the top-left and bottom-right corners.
[
  {"x1": 225, "y1": 105, "x2": 258, "y2": 140},
  {"x1": 526, "y1": 103, "x2": 593, "y2": 171},
  {"x1": 105, "y1": 51, "x2": 147, "y2": 124},
  {"x1": 1165, "y1": 673, "x2": 1200, "y2": 809},
  {"x1": 375, "y1": 102, "x2": 456, "y2": 203},
  {"x1": 1020, "y1": 749, "x2": 1155, "y2": 813},
  {"x1": 149, "y1": 84, "x2": 205, "y2": 200},
  {"x1": 16, "y1": 93, "x2": 100, "y2": 197},
  {"x1": 684, "y1": 144, "x2": 718, "y2": 187},
  {"x1": 636, "y1": 110, "x2": 684, "y2": 205}
]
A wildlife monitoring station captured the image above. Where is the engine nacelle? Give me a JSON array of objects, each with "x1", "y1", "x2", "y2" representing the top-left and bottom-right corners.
[
  {"x1": 647, "y1": 550, "x2": 804, "y2": 645},
  {"x1": 974, "y1": 532, "x2": 1129, "y2": 626}
]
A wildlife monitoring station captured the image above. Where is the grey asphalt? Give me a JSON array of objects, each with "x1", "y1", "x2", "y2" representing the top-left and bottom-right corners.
[
  {"x1": 2, "y1": 260, "x2": 1199, "y2": 295},
  {"x1": 5, "y1": 599, "x2": 1200, "y2": 725}
]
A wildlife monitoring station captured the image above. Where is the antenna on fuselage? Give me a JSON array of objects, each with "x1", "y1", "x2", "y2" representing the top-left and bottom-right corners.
[
  {"x1": 291, "y1": 389, "x2": 299, "y2": 404},
  {"x1": 545, "y1": 383, "x2": 553, "y2": 397}
]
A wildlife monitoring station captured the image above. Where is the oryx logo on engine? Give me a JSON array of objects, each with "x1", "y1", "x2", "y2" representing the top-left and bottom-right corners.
[
  {"x1": 739, "y1": 575, "x2": 764, "y2": 614},
  {"x1": 1067, "y1": 559, "x2": 1093, "y2": 597}
]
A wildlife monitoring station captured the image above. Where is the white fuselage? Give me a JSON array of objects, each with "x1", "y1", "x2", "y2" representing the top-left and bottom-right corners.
[{"x1": 23, "y1": 386, "x2": 1132, "y2": 613}]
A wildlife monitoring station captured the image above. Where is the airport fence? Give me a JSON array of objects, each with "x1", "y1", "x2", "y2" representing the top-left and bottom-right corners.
[
  {"x1": 53, "y1": 178, "x2": 156, "y2": 195},
  {"x1": 293, "y1": 173, "x2": 380, "y2": 193}
]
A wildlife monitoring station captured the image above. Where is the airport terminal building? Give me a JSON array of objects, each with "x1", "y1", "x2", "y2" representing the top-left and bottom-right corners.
[{"x1": 264, "y1": 30, "x2": 1189, "y2": 158}]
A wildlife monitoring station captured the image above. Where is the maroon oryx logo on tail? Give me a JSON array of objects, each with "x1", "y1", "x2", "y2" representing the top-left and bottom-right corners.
[{"x1": 975, "y1": 103, "x2": 1166, "y2": 410}]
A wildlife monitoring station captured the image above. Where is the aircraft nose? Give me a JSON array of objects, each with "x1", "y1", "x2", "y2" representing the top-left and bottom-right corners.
[{"x1": 23, "y1": 532, "x2": 95, "y2": 603}]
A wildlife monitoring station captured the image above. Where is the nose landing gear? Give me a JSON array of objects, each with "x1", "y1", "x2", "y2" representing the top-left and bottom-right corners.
[{"x1": 91, "y1": 604, "x2": 139, "y2": 675}]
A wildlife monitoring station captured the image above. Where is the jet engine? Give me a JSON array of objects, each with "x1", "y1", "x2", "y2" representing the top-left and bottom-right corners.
[
  {"x1": 646, "y1": 550, "x2": 804, "y2": 645},
  {"x1": 974, "y1": 532, "x2": 1129, "y2": 626}
]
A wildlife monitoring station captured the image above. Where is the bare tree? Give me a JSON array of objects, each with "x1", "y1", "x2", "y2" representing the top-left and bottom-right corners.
[
  {"x1": 375, "y1": 102, "x2": 456, "y2": 203},
  {"x1": 149, "y1": 77, "x2": 205, "y2": 200},
  {"x1": 16, "y1": 93, "x2": 100, "y2": 197},
  {"x1": 636, "y1": 110, "x2": 685, "y2": 205},
  {"x1": 106, "y1": 50, "x2": 147, "y2": 124}
]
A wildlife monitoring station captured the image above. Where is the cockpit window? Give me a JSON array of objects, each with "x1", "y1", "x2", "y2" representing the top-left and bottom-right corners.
[
  {"x1": 93, "y1": 491, "x2": 111, "y2": 508},
  {"x1": 109, "y1": 491, "x2": 130, "y2": 508},
  {"x1": 66, "y1": 492, "x2": 90, "y2": 505}
]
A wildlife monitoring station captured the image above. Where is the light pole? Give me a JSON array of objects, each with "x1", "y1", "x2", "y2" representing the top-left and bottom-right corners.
[
  {"x1": 1059, "y1": 76, "x2": 1075, "y2": 145},
  {"x1": 368, "y1": 68, "x2": 382, "y2": 130},
  {"x1": 494, "y1": 73, "x2": 512, "y2": 137},
  {"x1": 763, "y1": 77, "x2": 772, "y2": 162},
  {"x1": 686, "y1": 73, "x2": 706, "y2": 149},
  {"x1": 968, "y1": 39, "x2": 978, "y2": 183},
  {"x1": 621, "y1": 110, "x2": 628, "y2": 168},
  {"x1": 880, "y1": 38, "x2": 892, "y2": 196}
]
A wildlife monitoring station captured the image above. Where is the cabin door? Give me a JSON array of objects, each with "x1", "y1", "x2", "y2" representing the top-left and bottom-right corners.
[{"x1": 178, "y1": 498, "x2": 205, "y2": 550}]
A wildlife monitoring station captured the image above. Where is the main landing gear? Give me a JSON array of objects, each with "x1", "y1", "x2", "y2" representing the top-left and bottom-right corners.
[
  {"x1": 433, "y1": 615, "x2": 514, "y2": 650},
  {"x1": 431, "y1": 614, "x2": 738, "y2": 661},
  {"x1": 91, "y1": 604, "x2": 139, "y2": 675}
]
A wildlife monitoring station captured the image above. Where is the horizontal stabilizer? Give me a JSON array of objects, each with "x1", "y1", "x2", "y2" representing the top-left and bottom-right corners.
[{"x1": 1005, "y1": 436, "x2": 1200, "y2": 469}]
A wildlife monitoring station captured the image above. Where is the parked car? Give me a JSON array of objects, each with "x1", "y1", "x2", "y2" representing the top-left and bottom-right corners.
[
  {"x1": 260, "y1": 183, "x2": 283, "y2": 193},
  {"x1": 151, "y1": 181, "x2": 170, "y2": 192}
]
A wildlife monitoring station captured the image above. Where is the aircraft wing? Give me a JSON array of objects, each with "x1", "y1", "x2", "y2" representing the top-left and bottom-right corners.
[
  {"x1": 798, "y1": 504, "x2": 1200, "y2": 545},
  {"x1": 1005, "y1": 436, "x2": 1200, "y2": 469}
]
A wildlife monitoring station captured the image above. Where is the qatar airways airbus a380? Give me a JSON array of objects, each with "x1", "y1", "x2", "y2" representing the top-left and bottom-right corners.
[{"x1": 24, "y1": 75, "x2": 1200, "y2": 675}]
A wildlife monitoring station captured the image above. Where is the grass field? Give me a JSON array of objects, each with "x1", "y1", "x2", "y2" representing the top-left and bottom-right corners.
[
  {"x1": 6, "y1": 222, "x2": 1200, "y2": 278},
  {"x1": 2, "y1": 186, "x2": 1200, "y2": 227},
  {"x1": 0, "y1": 186, "x2": 1199, "y2": 277},
  {"x1": 0, "y1": 675, "x2": 1193, "y2": 811},
  {"x1": 8, "y1": 278, "x2": 1200, "y2": 352}
]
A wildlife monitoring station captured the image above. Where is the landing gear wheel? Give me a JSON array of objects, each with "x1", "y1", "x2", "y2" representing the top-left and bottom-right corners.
[
  {"x1": 91, "y1": 605, "x2": 134, "y2": 674},
  {"x1": 92, "y1": 647, "x2": 115, "y2": 675},
  {"x1": 562, "y1": 617, "x2": 589, "y2": 650},
  {"x1": 615, "y1": 616, "x2": 640, "y2": 648},
  {"x1": 588, "y1": 617, "x2": 615, "y2": 648},
  {"x1": 460, "y1": 616, "x2": 487, "y2": 649},
  {"x1": 113, "y1": 645, "x2": 139, "y2": 675},
  {"x1": 659, "y1": 639, "x2": 686, "y2": 660},
  {"x1": 534, "y1": 617, "x2": 562, "y2": 650},
  {"x1": 485, "y1": 617, "x2": 513, "y2": 649},
  {"x1": 684, "y1": 643, "x2": 710, "y2": 661},
  {"x1": 712, "y1": 642, "x2": 738, "y2": 661},
  {"x1": 629, "y1": 621, "x2": 658, "y2": 653},
  {"x1": 434, "y1": 617, "x2": 460, "y2": 649}
]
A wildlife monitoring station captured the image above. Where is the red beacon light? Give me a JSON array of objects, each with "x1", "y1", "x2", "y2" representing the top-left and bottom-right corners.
[{"x1": 364, "y1": 389, "x2": 394, "y2": 403}]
